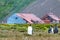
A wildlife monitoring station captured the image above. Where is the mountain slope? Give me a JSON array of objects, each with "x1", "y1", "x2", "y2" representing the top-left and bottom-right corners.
[
  {"x1": 0, "y1": 0, "x2": 35, "y2": 22},
  {"x1": 21, "y1": 0, "x2": 60, "y2": 17}
]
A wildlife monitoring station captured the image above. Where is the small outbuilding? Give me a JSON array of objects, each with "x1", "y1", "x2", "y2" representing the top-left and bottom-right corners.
[
  {"x1": 17, "y1": 13, "x2": 44, "y2": 24},
  {"x1": 42, "y1": 12, "x2": 60, "y2": 23},
  {"x1": 7, "y1": 13, "x2": 26, "y2": 24},
  {"x1": 7, "y1": 13, "x2": 44, "y2": 24}
]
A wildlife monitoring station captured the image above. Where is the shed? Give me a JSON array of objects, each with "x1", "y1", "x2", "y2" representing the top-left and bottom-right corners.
[
  {"x1": 17, "y1": 13, "x2": 44, "y2": 24},
  {"x1": 42, "y1": 12, "x2": 60, "y2": 23},
  {"x1": 7, "y1": 13, "x2": 44, "y2": 24},
  {"x1": 7, "y1": 13, "x2": 26, "y2": 24}
]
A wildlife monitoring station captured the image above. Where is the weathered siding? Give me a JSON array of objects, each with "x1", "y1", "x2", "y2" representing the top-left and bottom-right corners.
[{"x1": 7, "y1": 14, "x2": 26, "y2": 24}]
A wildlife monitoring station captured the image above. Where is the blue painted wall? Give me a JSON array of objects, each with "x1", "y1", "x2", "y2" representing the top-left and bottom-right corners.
[{"x1": 7, "y1": 13, "x2": 26, "y2": 24}]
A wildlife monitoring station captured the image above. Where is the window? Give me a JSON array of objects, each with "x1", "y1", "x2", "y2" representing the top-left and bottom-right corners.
[{"x1": 15, "y1": 17, "x2": 18, "y2": 19}]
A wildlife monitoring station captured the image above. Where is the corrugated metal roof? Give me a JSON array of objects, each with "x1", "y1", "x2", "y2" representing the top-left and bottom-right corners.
[
  {"x1": 48, "y1": 13, "x2": 60, "y2": 20},
  {"x1": 17, "y1": 13, "x2": 44, "y2": 24}
]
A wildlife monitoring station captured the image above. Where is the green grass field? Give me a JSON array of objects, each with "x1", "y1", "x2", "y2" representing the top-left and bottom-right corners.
[
  {"x1": 0, "y1": 30, "x2": 60, "y2": 40},
  {"x1": 0, "y1": 0, "x2": 35, "y2": 21},
  {"x1": 0, "y1": 24, "x2": 59, "y2": 40}
]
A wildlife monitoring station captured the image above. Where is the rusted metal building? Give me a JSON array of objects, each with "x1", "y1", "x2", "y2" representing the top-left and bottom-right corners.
[{"x1": 42, "y1": 12, "x2": 60, "y2": 23}]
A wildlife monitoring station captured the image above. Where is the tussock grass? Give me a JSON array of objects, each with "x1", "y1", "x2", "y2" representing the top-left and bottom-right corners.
[{"x1": 0, "y1": 30, "x2": 60, "y2": 40}]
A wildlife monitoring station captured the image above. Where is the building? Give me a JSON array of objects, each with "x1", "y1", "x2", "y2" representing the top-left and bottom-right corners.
[
  {"x1": 7, "y1": 13, "x2": 26, "y2": 24},
  {"x1": 17, "y1": 13, "x2": 44, "y2": 24},
  {"x1": 41, "y1": 12, "x2": 60, "y2": 23},
  {"x1": 7, "y1": 13, "x2": 44, "y2": 24}
]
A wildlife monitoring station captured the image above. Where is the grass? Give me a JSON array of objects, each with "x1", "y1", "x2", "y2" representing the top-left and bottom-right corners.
[
  {"x1": 0, "y1": 24, "x2": 59, "y2": 40},
  {"x1": 0, "y1": 0, "x2": 35, "y2": 21},
  {"x1": 0, "y1": 30, "x2": 60, "y2": 40}
]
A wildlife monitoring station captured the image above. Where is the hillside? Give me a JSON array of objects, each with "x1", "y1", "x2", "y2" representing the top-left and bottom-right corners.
[
  {"x1": 1, "y1": 0, "x2": 60, "y2": 23},
  {"x1": 21, "y1": 0, "x2": 60, "y2": 17},
  {"x1": 0, "y1": 0, "x2": 35, "y2": 22}
]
